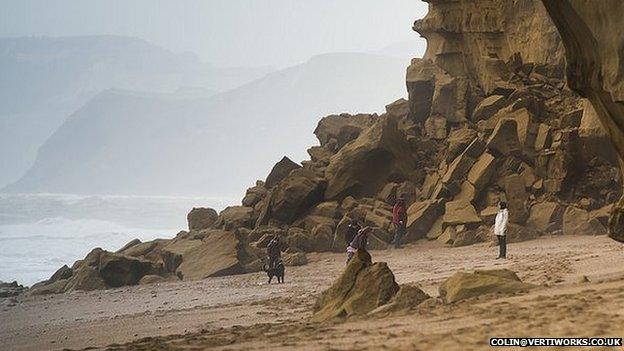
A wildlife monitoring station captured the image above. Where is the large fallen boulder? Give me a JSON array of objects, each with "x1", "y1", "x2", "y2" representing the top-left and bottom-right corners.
[
  {"x1": 443, "y1": 200, "x2": 482, "y2": 228},
  {"x1": 562, "y1": 206, "x2": 608, "y2": 236},
  {"x1": 526, "y1": 202, "x2": 563, "y2": 232},
  {"x1": 162, "y1": 230, "x2": 252, "y2": 280},
  {"x1": 31, "y1": 248, "x2": 165, "y2": 294},
  {"x1": 313, "y1": 113, "x2": 376, "y2": 151},
  {"x1": 369, "y1": 284, "x2": 430, "y2": 315},
  {"x1": 486, "y1": 118, "x2": 522, "y2": 156},
  {"x1": 405, "y1": 200, "x2": 443, "y2": 242},
  {"x1": 256, "y1": 169, "x2": 326, "y2": 225},
  {"x1": 215, "y1": 206, "x2": 255, "y2": 230},
  {"x1": 187, "y1": 207, "x2": 218, "y2": 231},
  {"x1": 265, "y1": 156, "x2": 302, "y2": 188},
  {"x1": 439, "y1": 269, "x2": 536, "y2": 303},
  {"x1": 312, "y1": 249, "x2": 399, "y2": 322},
  {"x1": 324, "y1": 116, "x2": 416, "y2": 200}
]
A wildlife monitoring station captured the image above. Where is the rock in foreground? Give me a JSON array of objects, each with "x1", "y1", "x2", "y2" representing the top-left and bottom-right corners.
[
  {"x1": 439, "y1": 269, "x2": 535, "y2": 303},
  {"x1": 312, "y1": 250, "x2": 399, "y2": 322}
]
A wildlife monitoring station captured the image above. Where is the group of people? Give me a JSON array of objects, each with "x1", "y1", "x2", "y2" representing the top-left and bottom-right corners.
[
  {"x1": 265, "y1": 197, "x2": 510, "y2": 269},
  {"x1": 342, "y1": 198, "x2": 509, "y2": 263}
]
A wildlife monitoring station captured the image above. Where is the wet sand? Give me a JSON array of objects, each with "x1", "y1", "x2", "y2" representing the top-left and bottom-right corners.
[{"x1": 2, "y1": 234, "x2": 624, "y2": 350}]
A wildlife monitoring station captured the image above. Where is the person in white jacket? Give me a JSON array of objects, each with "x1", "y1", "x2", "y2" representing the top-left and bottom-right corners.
[{"x1": 494, "y1": 201, "x2": 509, "y2": 259}]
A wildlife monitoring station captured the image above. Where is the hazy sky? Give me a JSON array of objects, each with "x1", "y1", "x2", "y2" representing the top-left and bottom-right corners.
[{"x1": 0, "y1": 0, "x2": 428, "y2": 68}]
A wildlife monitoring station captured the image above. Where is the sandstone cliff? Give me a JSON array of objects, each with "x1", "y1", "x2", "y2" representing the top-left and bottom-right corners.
[{"x1": 541, "y1": 0, "x2": 624, "y2": 242}]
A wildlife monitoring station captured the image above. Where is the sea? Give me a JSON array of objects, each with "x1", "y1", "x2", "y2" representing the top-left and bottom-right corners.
[{"x1": 0, "y1": 193, "x2": 235, "y2": 286}]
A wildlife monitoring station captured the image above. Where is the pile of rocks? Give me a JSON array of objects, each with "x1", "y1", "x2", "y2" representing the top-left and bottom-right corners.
[
  {"x1": 0, "y1": 281, "x2": 27, "y2": 298},
  {"x1": 32, "y1": 0, "x2": 623, "y2": 294}
]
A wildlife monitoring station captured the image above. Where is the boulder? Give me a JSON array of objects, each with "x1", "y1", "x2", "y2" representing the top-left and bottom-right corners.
[
  {"x1": 63, "y1": 266, "x2": 108, "y2": 293},
  {"x1": 164, "y1": 230, "x2": 248, "y2": 280},
  {"x1": 505, "y1": 224, "x2": 541, "y2": 243},
  {"x1": 282, "y1": 252, "x2": 308, "y2": 266},
  {"x1": 371, "y1": 284, "x2": 430, "y2": 314},
  {"x1": 487, "y1": 118, "x2": 521, "y2": 156},
  {"x1": 443, "y1": 201, "x2": 482, "y2": 227},
  {"x1": 452, "y1": 226, "x2": 489, "y2": 247},
  {"x1": 377, "y1": 182, "x2": 399, "y2": 204},
  {"x1": 472, "y1": 95, "x2": 507, "y2": 121},
  {"x1": 562, "y1": 206, "x2": 608, "y2": 236},
  {"x1": 313, "y1": 114, "x2": 376, "y2": 150},
  {"x1": 511, "y1": 108, "x2": 537, "y2": 148},
  {"x1": 307, "y1": 146, "x2": 334, "y2": 163},
  {"x1": 534, "y1": 123, "x2": 553, "y2": 150},
  {"x1": 116, "y1": 239, "x2": 141, "y2": 254},
  {"x1": 454, "y1": 181, "x2": 476, "y2": 204},
  {"x1": 480, "y1": 206, "x2": 499, "y2": 224},
  {"x1": 439, "y1": 269, "x2": 535, "y2": 303},
  {"x1": 385, "y1": 98, "x2": 410, "y2": 119},
  {"x1": 405, "y1": 200, "x2": 443, "y2": 242},
  {"x1": 258, "y1": 169, "x2": 326, "y2": 225},
  {"x1": 242, "y1": 182, "x2": 268, "y2": 207},
  {"x1": 312, "y1": 250, "x2": 399, "y2": 322},
  {"x1": 121, "y1": 239, "x2": 168, "y2": 262},
  {"x1": 324, "y1": 117, "x2": 415, "y2": 200},
  {"x1": 216, "y1": 206, "x2": 255, "y2": 230},
  {"x1": 424, "y1": 115, "x2": 447, "y2": 139},
  {"x1": 30, "y1": 279, "x2": 69, "y2": 295},
  {"x1": 447, "y1": 128, "x2": 478, "y2": 162},
  {"x1": 187, "y1": 207, "x2": 218, "y2": 231},
  {"x1": 437, "y1": 226, "x2": 456, "y2": 245},
  {"x1": 590, "y1": 204, "x2": 613, "y2": 227},
  {"x1": 406, "y1": 58, "x2": 435, "y2": 122},
  {"x1": 308, "y1": 201, "x2": 341, "y2": 219},
  {"x1": 265, "y1": 156, "x2": 301, "y2": 188},
  {"x1": 561, "y1": 109, "x2": 583, "y2": 129},
  {"x1": 431, "y1": 75, "x2": 468, "y2": 123},
  {"x1": 421, "y1": 172, "x2": 441, "y2": 199},
  {"x1": 48, "y1": 265, "x2": 73, "y2": 283},
  {"x1": 426, "y1": 217, "x2": 444, "y2": 240},
  {"x1": 364, "y1": 208, "x2": 393, "y2": 232},
  {"x1": 308, "y1": 224, "x2": 335, "y2": 252},
  {"x1": 442, "y1": 153, "x2": 476, "y2": 186},
  {"x1": 98, "y1": 251, "x2": 163, "y2": 287},
  {"x1": 526, "y1": 202, "x2": 563, "y2": 232},
  {"x1": 247, "y1": 226, "x2": 285, "y2": 243},
  {"x1": 504, "y1": 174, "x2": 529, "y2": 224},
  {"x1": 467, "y1": 152, "x2": 496, "y2": 191}
]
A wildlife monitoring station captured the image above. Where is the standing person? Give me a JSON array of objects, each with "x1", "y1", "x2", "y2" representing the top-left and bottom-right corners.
[
  {"x1": 494, "y1": 201, "x2": 509, "y2": 259},
  {"x1": 266, "y1": 236, "x2": 281, "y2": 269},
  {"x1": 346, "y1": 226, "x2": 371, "y2": 264},
  {"x1": 344, "y1": 219, "x2": 361, "y2": 246},
  {"x1": 392, "y1": 197, "x2": 407, "y2": 249}
]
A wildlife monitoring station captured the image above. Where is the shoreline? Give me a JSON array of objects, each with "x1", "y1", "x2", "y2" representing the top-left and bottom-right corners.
[{"x1": 2, "y1": 234, "x2": 623, "y2": 350}]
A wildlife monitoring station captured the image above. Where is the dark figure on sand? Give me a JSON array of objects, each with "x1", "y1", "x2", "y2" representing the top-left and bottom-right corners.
[
  {"x1": 346, "y1": 226, "x2": 370, "y2": 264},
  {"x1": 267, "y1": 236, "x2": 282, "y2": 269},
  {"x1": 392, "y1": 197, "x2": 407, "y2": 249}
]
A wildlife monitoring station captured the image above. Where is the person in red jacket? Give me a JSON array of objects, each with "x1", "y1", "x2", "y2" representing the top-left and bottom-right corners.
[{"x1": 392, "y1": 196, "x2": 407, "y2": 249}]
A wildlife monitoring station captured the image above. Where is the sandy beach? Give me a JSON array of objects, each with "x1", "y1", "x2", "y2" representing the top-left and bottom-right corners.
[{"x1": 2, "y1": 234, "x2": 624, "y2": 351}]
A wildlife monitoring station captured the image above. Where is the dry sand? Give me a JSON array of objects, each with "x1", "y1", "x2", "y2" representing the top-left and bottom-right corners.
[{"x1": 2, "y1": 234, "x2": 624, "y2": 350}]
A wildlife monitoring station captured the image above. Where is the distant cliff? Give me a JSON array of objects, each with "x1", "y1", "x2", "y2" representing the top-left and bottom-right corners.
[
  {"x1": 0, "y1": 35, "x2": 271, "y2": 188},
  {"x1": 5, "y1": 53, "x2": 410, "y2": 196}
]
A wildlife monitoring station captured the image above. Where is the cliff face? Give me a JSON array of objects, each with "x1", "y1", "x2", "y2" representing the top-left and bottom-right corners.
[
  {"x1": 540, "y1": 0, "x2": 624, "y2": 242},
  {"x1": 414, "y1": 0, "x2": 564, "y2": 95}
]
